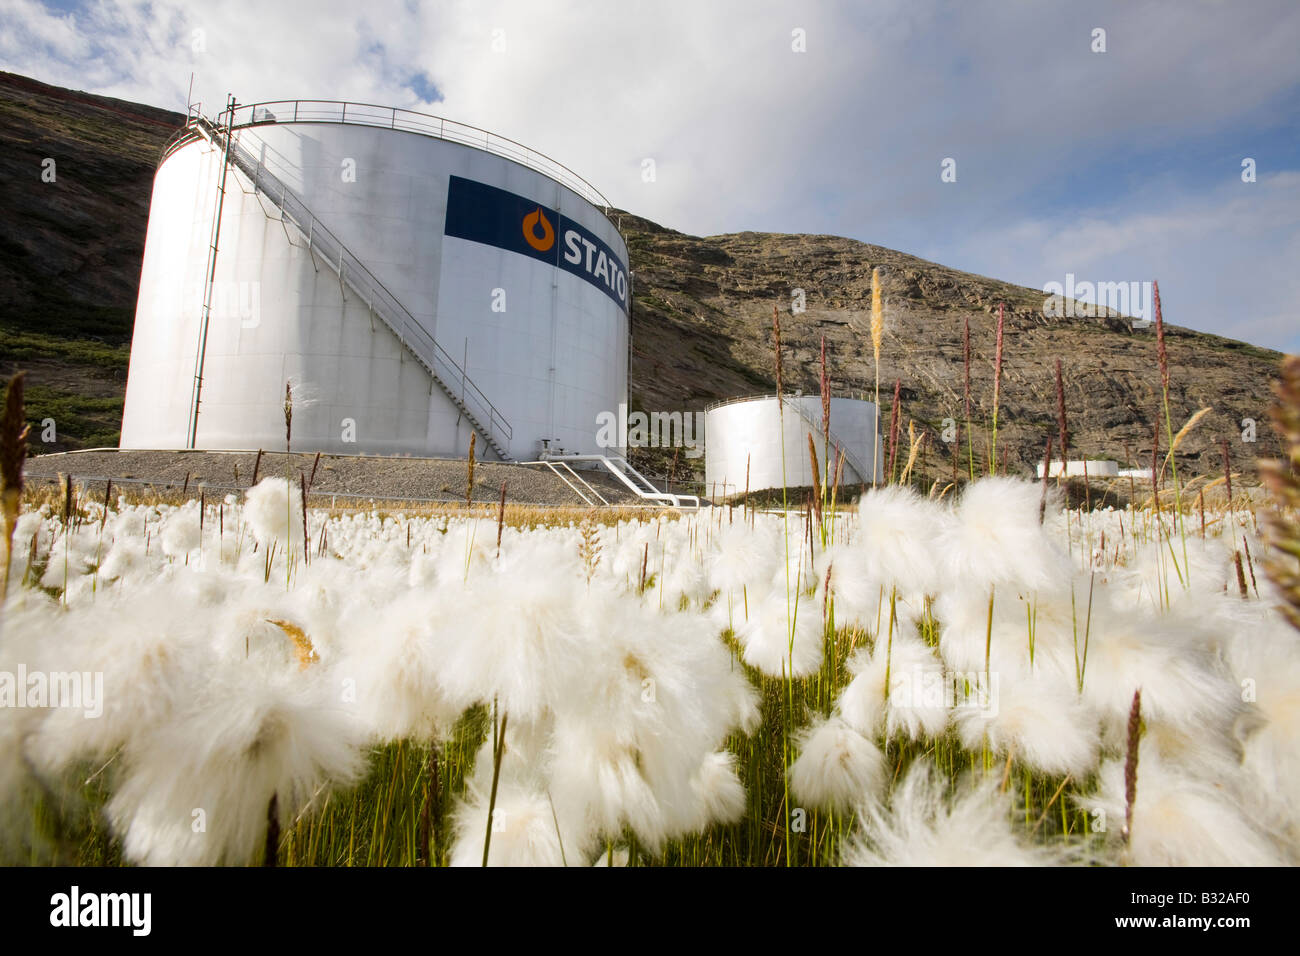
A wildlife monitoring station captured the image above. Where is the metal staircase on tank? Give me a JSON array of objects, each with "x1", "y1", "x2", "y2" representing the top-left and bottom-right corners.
[
  {"x1": 781, "y1": 393, "x2": 876, "y2": 485},
  {"x1": 183, "y1": 114, "x2": 514, "y2": 461}
]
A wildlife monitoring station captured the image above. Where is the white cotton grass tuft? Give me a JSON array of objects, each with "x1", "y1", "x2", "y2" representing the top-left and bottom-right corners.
[
  {"x1": 429, "y1": 547, "x2": 589, "y2": 721},
  {"x1": 242, "y1": 477, "x2": 304, "y2": 551},
  {"x1": 940, "y1": 477, "x2": 1072, "y2": 595},
  {"x1": 1221, "y1": 621, "x2": 1300, "y2": 842},
  {"x1": 838, "y1": 632, "x2": 950, "y2": 741},
  {"x1": 97, "y1": 535, "x2": 149, "y2": 583},
  {"x1": 687, "y1": 751, "x2": 748, "y2": 829},
  {"x1": 829, "y1": 485, "x2": 949, "y2": 631},
  {"x1": 708, "y1": 521, "x2": 782, "y2": 597},
  {"x1": 38, "y1": 528, "x2": 97, "y2": 591},
  {"x1": 837, "y1": 646, "x2": 886, "y2": 736},
  {"x1": 0, "y1": 701, "x2": 44, "y2": 858},
  {"x1": 547, "y1": 717, "x2": 664, "y2": 853},
  {"x1": 933, "y1": 573, "x2": 1089, "y2": 691},
  {"x1": 955, "y1": 674, "x2": 1099, "y2": 778},
  {"x1": 1082, "y1": 740, "x2": 1287, "y2": 866},
  {"x1": 448, "y1": 781, "x2": 568, "y2": 867},
  {"x1": 788, "y1": 715, "x2": 886, "y2": 811},
  {"x1": 8, "y1": 473, "x2": 1300, "y2": 868},
  {"x1": 161, "y1": 506, "x2": 201, "y2": 559},
  {"x1": 333, "y1": 590, "x2": 463, "y2": 743},
  {"x1": 105, "y1": 667, "x2": 365, "y2": 866},
  {"x1": 5, "y1": 511, "x2": 43, "y2": 586},
  {"x1": 20, "y1": 580, "x2": 217, "y2": 775},
  {"x1": 1077, "y1": 598, "x2": 1240, "y2": 743},
  {"x1": 497, "y1": 584, "x2": 756, "y2": 853},
  {"x1": 735, "y1": 588, "x2": 823, "y2": 678},
  {"x1": 843, "y1": 760, "x2": 1080, "y2": 867}
]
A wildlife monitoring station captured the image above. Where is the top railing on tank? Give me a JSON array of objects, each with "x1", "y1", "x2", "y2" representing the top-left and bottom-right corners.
[
  {"x1": 704, "y1": 392, "x2": 876, "y2": 413},
  {"x1": 212, "y1": 100, "x2": 614, "y2": 214}
]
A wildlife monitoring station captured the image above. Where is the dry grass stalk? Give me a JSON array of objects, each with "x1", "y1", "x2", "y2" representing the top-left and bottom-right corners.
[
  {"x1": 1153, "y1": 281, "x2": 1169, "y2": 394},
  {"x1": 1123, "y1": 689, "x2": 1142, "y2": 850},
  {"x1": 102, "y1": 479, "x2": 113, "y2": 533},
  {"x1": 1040, "y1": 435, "x2": 1054, "y2": 523},
  {"x1": 268, "y1": 619, "x2": 318, "y2": 669},
  {"x1": 772, "y1": 304, "x2": 783, "y2": 399},
  {"x1": 1158, "y1": 407, "x2": 1213, "y2": 485},
  {"x1": 61, "y1": 473, "x2": 73, "y2": 525},
  {"x1": 1260, "y1": 354, "x2": 1300, "y2": 631},
  {"x1": 1221, "y1": 439, "x2": 1234, "y2": 513},
  {"x1": 819, "y1": 334, "x2": 831, "y2": 450},
  {"x1": 1, "y1": 372, "x2": 30, "y2": 602},
  {"x1": 1055, "y1": 359, "x2": 1068, "y2": 473},
  {"x1": 264, "y1": 793, "x2": 280, "y2": 866},
  {"x1": 1150, "y1": 425, "x2": 1160, "y2": 514},
  {"x1": 466, "y1": 432, "x2": 477, "y2": 508},
  {"x1": 806, "y1": 433, "x2": 823, "y2": 523},
  {"x1": 870, "y1": 267, "x2": 884, "y2": 373},
  {"x1": 899, "y1": 421, "x2": 926, "y2": 485},
  {"x1": 991, "y1": 304, "x2": 1005, "y2": 473},
  {"x1": 962, "y1": 316, "x2": 972, "y2": 422},
  {"x1": 872, "y1": 273, "x2": 884, "y2": 486},
  {"x1": 1242, "y1": 535, "x2": 1259, "y2": 595},
  {"x1": 1169, "y1": 407, "x2": 1212, "y2": 455},
  {"x1": 496, "y1": 480, "x2": 507, "y2": 556},
  {"x1": 887, "y1": 378, "x2": 902, "y2": 482},
  {"x1": 284, "y1": 381, "x2": 293, "y2": 450},
  {"x1": 578, "y1": 517, "x2": 601, "y2": 584},
  {"x1": 419, "y1": 744, "x2": 441, "y2": 866},
  {"x1": 299, "y1": 472, "x2": 310, "y2": 563}
]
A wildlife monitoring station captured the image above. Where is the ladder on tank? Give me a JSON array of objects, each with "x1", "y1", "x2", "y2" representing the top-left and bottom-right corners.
[
  {"x1": 187, "y1": 114, "x2": 514, "y2": 462},
  {"x1": 781, "y1": 393, "x2": 876, "y2": 486}
]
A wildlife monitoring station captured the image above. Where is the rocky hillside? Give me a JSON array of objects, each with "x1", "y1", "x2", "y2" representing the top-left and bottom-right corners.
[
  {"x1": 0, "y1": 71, "x2": 1284, "y2": 484},
  {"x1": 0, "y1": 71, "x2": 183, "y2": 448},
  {"x1": 621, "y1": 211, "x2": 1283, "y2": 482}
]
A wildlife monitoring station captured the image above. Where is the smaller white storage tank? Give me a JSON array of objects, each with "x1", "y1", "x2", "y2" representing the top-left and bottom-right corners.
[
  {"x1": 1036, "y1": 460, "x2": 1120, "y2": 479},
  {"x1": 704, "y1": 394, "x2": 884, "y2": 498}
]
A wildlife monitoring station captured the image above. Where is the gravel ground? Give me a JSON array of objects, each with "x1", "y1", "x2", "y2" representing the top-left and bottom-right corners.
[{"x1": 24, "y1": 449, "x2": 653, "y2": 507}]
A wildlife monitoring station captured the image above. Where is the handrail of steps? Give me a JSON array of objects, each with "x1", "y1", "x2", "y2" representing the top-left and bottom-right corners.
[
  {"x1": 184, "y1": 113, "x2": 514, "y2": 461},
  {"x1": 534, "y1": 453, "x2": 702, "y2": 508}
]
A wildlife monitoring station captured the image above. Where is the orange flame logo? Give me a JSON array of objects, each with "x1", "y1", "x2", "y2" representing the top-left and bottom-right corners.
[{"x1": 522, "y1": 206, "x2": 555, "y2": 252}]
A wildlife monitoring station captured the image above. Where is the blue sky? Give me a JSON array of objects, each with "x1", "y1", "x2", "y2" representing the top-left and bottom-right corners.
[{"x1": 2, "y1": 0, "x2": 1297, "y2": 353}]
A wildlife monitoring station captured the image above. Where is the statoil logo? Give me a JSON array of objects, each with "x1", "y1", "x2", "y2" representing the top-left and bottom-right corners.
[
  {"x1": 562, "y1": 228, "x2": 629, "y2": 305},
  {"x1": 445, "y1": 175, "x2": 630, "y2": 313},
  {"x1": 522, "y1": 207, "x2": 555, "y2": 252}
]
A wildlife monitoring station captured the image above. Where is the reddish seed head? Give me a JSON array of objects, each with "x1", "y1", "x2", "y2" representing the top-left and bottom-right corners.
[
  {"x1": 994, "y1": 304, "x2": 1005, "y2": 396},
  {"x1": 962, "y1": 316, "x2": 971, "y2": 420},
  {"x1": 1153, "y1": 280, "x2": 1169, "y2": 394},
  {"x1": 1055, "y1": 358, "x2": 1068, "y2": 465}
]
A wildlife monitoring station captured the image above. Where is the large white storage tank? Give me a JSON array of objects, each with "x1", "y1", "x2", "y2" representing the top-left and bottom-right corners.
[
  {"x1": 120, "y1": 100, "x2": 630, "y2": 460},
  {"x1": 704, "y1": 395, "x2": 884, "y2": 497}
]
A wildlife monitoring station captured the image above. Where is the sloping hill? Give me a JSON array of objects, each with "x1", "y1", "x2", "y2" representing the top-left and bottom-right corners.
[
  {"x1": 0, "y1": 71, "x2": 183, "y2": 448},
  {"x1": 0, "y1": 71, "x2": 1283, "y2": 485},
  {"x1": 620, "y1": 210, "x2": 1283, "y2": 480}
]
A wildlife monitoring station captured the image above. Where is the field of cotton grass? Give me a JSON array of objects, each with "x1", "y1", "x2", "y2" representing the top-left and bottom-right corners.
[{"x1": 2, "y1": 458, "x2": 1298, "y2": 867}]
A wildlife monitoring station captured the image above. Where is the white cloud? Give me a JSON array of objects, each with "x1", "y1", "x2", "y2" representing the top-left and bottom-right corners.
[
  {"x1": 1, "y1": 0, "x2": 1297, "y2": 352},
  {"x1": 944, "y1": 172, "x2": 1300, "y2": 352}
]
